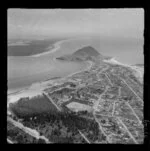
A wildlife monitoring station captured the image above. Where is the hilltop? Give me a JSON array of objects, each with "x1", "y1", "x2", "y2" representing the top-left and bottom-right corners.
[
  {"x1": 73, "y1": 46, "x2": 100, "y2": 57},
  {"x1": 56, "y1": 46, "x2": 105, "y2": 62}
]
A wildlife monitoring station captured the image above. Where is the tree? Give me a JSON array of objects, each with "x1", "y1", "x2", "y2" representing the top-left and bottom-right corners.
[{"x1": 37, "y1": 139, "x2": 46, "y2": 144}]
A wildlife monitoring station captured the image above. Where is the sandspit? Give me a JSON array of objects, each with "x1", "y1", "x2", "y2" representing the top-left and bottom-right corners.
[{"x1": 30, "y1": 37, "x2": 79, "y2": 57}]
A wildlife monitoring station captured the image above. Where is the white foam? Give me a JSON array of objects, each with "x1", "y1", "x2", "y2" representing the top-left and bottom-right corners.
[
  {"x1": 7, "y1": 80, "x2": 54, "y2": 106},
  {"x1": 104, "y1": 58, "x2": 144, "y2": 79}
]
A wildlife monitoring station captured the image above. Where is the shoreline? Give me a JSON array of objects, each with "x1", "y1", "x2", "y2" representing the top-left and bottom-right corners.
[
  {"x1": 29, "y1": 37, "x2": 79, "y2": 57},
  {"x1": 7, "y1": 57, "x2": 142, "y2": 102},
  {"x1": 7, "y1": 38, "x2": 74, "y2": 95},
  {"x1": 8, "y1": 38, "x2": 69, "y2": 58},
  {"x1": 7, "y1": 57, "x2": 143, "y2": 105},
  {"x1": 65, "y1": 61, "x2": 93, "y2": 78},
  {"x1": 7, "y1": 60, "x2": 91, "y2": 105},
  {"x1": 104, "y1": 57, "x2": 144, "y2": 79},
  {"x1": 29, "y1": 40, "x2": 64, "y2": 57},
  {"x1": 7, "y1": 37, "x2": 90, "y2": 98}
]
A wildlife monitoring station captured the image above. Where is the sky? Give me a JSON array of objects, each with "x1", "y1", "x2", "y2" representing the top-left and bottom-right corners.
[{"x1": 8, "y1": 8, "x2": 144, "y2": 40}]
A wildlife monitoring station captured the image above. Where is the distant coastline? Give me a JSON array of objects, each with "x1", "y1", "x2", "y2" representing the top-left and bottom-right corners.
[
  {"x1": 29, "y1": 37, "x2": 80, "y2": 57},
  {"x1": 30, "y1": 40, "x2": 64, "y2": 57},
  {"x1": 8, "y1": 39, "x2": 63, "y2": 57}
]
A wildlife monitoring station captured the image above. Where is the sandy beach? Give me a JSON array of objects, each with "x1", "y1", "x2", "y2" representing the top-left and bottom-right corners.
[
  {"x1": 8, "y1": 55, "x2": 143, "y2": 107},
  {"x1": 7, "y1": 37, "x2": 91, "y2": 106},
  {"x1": 104, "y1": 58, "x2": 144, "y2": 80},
  {"x1": 7, "y1": 60, "x2": 91, "y2": 107}
]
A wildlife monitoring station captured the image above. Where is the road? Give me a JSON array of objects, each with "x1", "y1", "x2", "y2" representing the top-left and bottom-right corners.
[
  {"x1": 92, "y1": 82, "x2": 139, "y2": 144},
  {"x1": 78, "y1": 130, "x2": 91, "y2": 144},
  {"x1": 43, "y1": 92, "x2": 61, "y2": 111},
  {"x1": 92, "y1": 86, "x2": 111, "y2": 143},
  {"x1": 7, "y1": 117, "x2": 51, "y2": 143},
  {"x1": 111, "y1": 101, "x2": 116, "y2": 116},
  {"x1": 90, "y1": 63, "x2": 142, "y2": 144},
  {"x1": 104, "y1": 73, "x2": 113, "y2": 86},
  {"x1": 120, "y1": 78, "x2": 143, "y2": 102},
  {"x1": 126, "y1": 102, "x2": 142, "y2": 125},
  {"x1": 112, "y1": 87, "x2": 121, "y2": 116},
  {"x1": 97, "y1": 64, "x2": 109, "y2": 79},
  {"x1": 116, "y1": 117, "x2": 138, "y2": 144},
  {"x1": 7, "y1": 138, "x2": 14, "y2": 144},
  {"x1": 93, "y1": 113, "x2": 111, "y2": 143}
]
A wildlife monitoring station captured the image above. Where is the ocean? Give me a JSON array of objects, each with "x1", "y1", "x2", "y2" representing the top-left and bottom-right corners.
[{"x1": 7, "y1": 36, "x2": 144, "y2": 92}]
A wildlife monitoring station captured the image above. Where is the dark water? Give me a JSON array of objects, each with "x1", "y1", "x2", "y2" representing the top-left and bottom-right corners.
[{"x1": 8, "y1": 39, "x2": 63, "y2": 56}]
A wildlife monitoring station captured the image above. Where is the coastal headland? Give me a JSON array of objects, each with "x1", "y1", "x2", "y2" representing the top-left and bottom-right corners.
[{"x1": 7, "y1": 45, "x2": 144, "y2": 144}]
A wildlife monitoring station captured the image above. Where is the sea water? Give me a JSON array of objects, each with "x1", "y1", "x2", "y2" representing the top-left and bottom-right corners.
[{"x1": 7, "y1": 36, "x2": 143, "y2": 92}]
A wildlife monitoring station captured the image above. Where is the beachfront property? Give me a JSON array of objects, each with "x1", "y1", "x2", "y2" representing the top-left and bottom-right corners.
[{"x1": 7, "y1": 9, "x2": 144, "y2": 144}]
